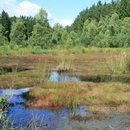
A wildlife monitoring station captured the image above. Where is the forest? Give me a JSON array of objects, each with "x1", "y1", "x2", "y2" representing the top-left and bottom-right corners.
[{"x1": 0, "y1": 0, "x2": 130, "y2": 49}]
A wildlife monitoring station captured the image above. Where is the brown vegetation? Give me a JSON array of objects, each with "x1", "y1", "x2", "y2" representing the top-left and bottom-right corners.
[
  {"x1": 24, "y1": 81, "x2": 130, "y2": 115},
  {"x1": 1, "y1": 52, "x2": 130, "y2": 115}
]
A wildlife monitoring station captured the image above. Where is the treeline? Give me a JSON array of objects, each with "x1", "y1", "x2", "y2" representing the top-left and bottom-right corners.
[{"x1": 0, "y1": 0, "x2": 130, "y2": 48}]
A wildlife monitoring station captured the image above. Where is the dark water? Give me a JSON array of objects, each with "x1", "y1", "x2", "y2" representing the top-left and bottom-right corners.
[
  {"x1": 0, "y1": 67, "x2": 31, "y2": 75},
  {"x1": 0, "y1": 73, "x2": 130, "y2": 129},
  {"x1": 50, "y1": 71, "x2": 130, "y2": 83},
  {"x1": 50, "y1": 71, "x2": 112, "y2": 83}
]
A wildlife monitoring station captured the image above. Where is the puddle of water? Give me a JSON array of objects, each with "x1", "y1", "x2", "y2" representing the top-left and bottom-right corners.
[
  {"x1": 8, "y1": 105, "x2": 91, "y2": 130},
  {"x1": 50, "y1": 71, "x2": 130, "y2": 83},
  {"x1": 0, "y1": 72, "x2": 130, "y2": 129},
  {"x1": 49, "y1": 71, "x2": 112, "y2": 83},
  {"x1": 0, "y1": 88, "x2": 130, "y2": 130},
  {"x1": 0, "y1": 67, "x2": 31, "y2": 75},
  {"x1": 50, "y1": 71, "x2": 115, "y2": 83},
  {"x1": 50, "y1": 71, "x2": 80, "y2": 82},
  {"x1": 0, "y1": 88, "x2": 30, "y2": 96},
  {"x1": 80, "y1": 75, "x2": 113, "y2": 83},
  {"x1": 0, "y1": 88, "x2": 31, "y2": 105}
]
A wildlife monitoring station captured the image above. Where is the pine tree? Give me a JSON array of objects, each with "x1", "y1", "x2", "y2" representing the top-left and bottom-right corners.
[
  {"x1": 1, "y1": 10, "x2": 11, "y2": 42},
  {"x1": 119, "y1": 0, "x2": 130, "y2": 18},
  {"x1": 20, "y1": 16, "x2": 36, "y2": 40},
  {"x1": 0, "y1": 24, "x2": 7, "y2": 46}
]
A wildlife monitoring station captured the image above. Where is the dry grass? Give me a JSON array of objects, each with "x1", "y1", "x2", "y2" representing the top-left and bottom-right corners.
[
  {"x1": 105, "y1": 52, "x2": 130, "y2": 75},
  {"x1": 56, "y1": 53, "x2": 74, "y2": 73},
  {"x1": 0, "y1": 56, "x2": 53, "y2": 89},
  {"x1": 24, "y1": 81, "x2": 130, "y2": 114},
  {"x1": 71, "y1": 114, "x2": 104, "y2": 121},
  {"x1": 1, "y1": 52, "x2": 130, "y2": 89},
  {"x1": 25, "y1": 82, "x2": 84, "y2": 109},
  {"x1": 117, "y1": 104, "x2": 130, "y2": 113},
  {"x1": 88, "y1": 105, "x2": 110, "y2": 115},
  {"x1": 1, "y1": 51, "x2": 130, "y2": 115}
]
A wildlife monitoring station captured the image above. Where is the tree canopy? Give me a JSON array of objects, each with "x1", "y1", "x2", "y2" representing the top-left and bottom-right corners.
[{"x1": 1, "y1": 0, "x2": 130, "y2": 48}]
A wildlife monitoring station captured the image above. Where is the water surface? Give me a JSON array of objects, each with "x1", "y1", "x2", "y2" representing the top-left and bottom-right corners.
[
  {"x1": 50, "y1": 71, "x2": 80, "y2": 82},
  {"x1": 0, "y1": 88, "x2": 130, "y2": 130},
  {"x1": 0, "y1": 72, "x2": 130, "y2": 129}
]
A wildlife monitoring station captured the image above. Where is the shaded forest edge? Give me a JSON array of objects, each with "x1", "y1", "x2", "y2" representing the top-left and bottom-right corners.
[{"x1": 0, "y1": 0, "x2": 130, "y2": 51}]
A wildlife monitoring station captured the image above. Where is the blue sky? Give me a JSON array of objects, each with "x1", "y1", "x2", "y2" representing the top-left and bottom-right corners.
[
  {"x1": 28, "y1": 0, "x2": 111, "y2": 20},
  {"x1": 0, "y1": 0, "x2": 112, "y2": 26}
]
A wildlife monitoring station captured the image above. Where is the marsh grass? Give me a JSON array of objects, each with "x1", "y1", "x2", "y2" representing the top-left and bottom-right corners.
[
  {"x1": 68, "y1": 93, "x2": 79, "y2": 110},
  {"x1": 117, "y1": 104, "x2": 130, "y2": 113},
  {"x1": 0, "y1": 68, "x2": 8, "y2": 75},
  {"x1": 0, "y1": 72, "x2": 45, "y2": 130},
  {"x1": 1, "y1": 46, "x2": 130, "y2": 56},
  {"x1": 25, "y1": 81, "x2": 130, "y2": 115},
  {"x1": 51, "y1": 47, "x2": 130, "y2": 55},
  {"x1": 0, "y1": 45, "x2": 33, "y2": 56},
  {"x1": 25, "y1": 82, "x2": 81, "y2": 109},
  {"x1": 0, "y1": 96, "x2": 11, "y2": 130},
  {"x1": 0, "y1": 73, "x2": 17, "y2": 130},
  {"x1": 0, "y1": 114, "x2": 45, "y2": 130},
  {"x1": 71, "y1": 114, "x2": 104, "y2": 121},
  {"x1": 2, "y1": 48, "x2": 130, "y2": 125},
  {"x1": 56, "y1": 53, "x2": 74, "y2": 72},
  {"x1": 0, "y1": 63, "x2": 20, "y2": 75},
  {"x1": 35, "y1": 61, "x2": 50, "y2": 84},
  {"x1": 105, "y1": 52, "x2": 130, "y2": 75}
]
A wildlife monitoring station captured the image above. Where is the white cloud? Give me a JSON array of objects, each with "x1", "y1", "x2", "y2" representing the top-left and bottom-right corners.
[
  {"x1": 0, "y1": 0, "x2": 73, "y2": 26},
  {"x1": 59, "y1": 19, "x2": 73, "y2": 27},
  {"x1": 0, "y1": 0, "x2": 17, "y2": 15},
  {"x1": 47, "y1": 11, "x2": 52, "y2": 19},
  {"x1": 0, "y1": 0, "x2": 40, "y2": 17},
  {"x1": 16, "y1": 1, "x2": 40, "y2": 17},
  {"x1": 50, "y1": 17, "x2": 73, "y2": 27}
]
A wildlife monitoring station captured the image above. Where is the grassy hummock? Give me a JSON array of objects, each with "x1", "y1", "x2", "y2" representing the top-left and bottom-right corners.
[{"x1": 24, "y1": 81, "x2": 130, "y2": 114}]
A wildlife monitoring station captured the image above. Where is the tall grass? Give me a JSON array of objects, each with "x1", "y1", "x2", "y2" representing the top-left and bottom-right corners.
[
  {"x1": 1, "y1": 44, "x2": 130, "y2": 56},
  {"x1": 0, "y1": 45, "x2": 34, "y2": 56},
  {"x1": 35, "y1": 61, "x2": 50, "y2": 84},
  {"x1": 68, "y1": 94, "x2": 79, "y2": 110},
  {"x1": 105, "y1": 52, "x2": 130, "y2": 75},
  {"x1": 0, "y1": 71, "x2": 44, "y2": 130},
  {"x1": 52, "y1": 46, "x2": 130, "y2": 55},
  {"x1": 26, "y1": 81, "x2": 130, "y2": 111},
  {"x1": 0, "y1": 74, "x2": 16, "y2": 130},
  {"x1": 56, "y1": 53, "x2": 74, "y2": 72}
]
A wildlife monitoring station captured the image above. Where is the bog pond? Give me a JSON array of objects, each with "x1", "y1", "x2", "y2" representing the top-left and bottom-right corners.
[{"x1": 0, "y1": 71, "x2": 130, "y2": 130}]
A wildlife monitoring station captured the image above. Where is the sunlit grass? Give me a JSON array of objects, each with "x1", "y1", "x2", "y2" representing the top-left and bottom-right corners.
[
  {"x1": 1, "y1": 45, "x2": 130, "y2": 56},
  {"x1": 25, "y1": 81, "x2": 130, "y2": 114},
  {"x1": 56, "y1": 53, "x2": 74, "y2": 72},
  {"x1": 105, "y1": 52, "x2": 130, "y2": 75},
  {"x1": 1, "y1": 48, "x2": 130, "y2": 123}
]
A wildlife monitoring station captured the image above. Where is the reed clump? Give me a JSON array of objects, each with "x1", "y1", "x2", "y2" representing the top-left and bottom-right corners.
[
  {"x1": 106, "y1": 52, "x2": 130, "y2": 75},
  {"x1": 56, "y1": 53, "x2": 74, "y2": 73}
]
